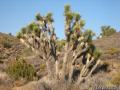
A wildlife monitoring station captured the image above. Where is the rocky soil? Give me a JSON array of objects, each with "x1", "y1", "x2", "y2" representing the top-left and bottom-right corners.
[{"x1": 0, "y1": 32, "x2": 120, "y2": 90}]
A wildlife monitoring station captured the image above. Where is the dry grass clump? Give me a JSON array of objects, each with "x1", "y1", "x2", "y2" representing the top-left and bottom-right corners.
[
  {"x1": 105, "y1": 48, "x2": 120, "y2": 55},
  {"x1": 40, "y1": 63, "x2": 46, "y2": 71},
  {"x1": 110, "y1": 71, "x2": 120, "y2": 86}
]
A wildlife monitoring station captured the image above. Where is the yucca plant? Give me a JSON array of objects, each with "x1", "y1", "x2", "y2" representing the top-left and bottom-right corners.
[{"x1": 16, "y1": 5, "x2": 101, "y2": 85}]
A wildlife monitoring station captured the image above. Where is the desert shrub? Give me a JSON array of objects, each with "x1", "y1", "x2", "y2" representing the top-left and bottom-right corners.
[
  {"x1": 0, "y1": 54, "x2": 6, "y2": 60},
  {"x1": 2, "y1": 41, "x2": 12, "y2": 48},
  {"x1": 21, "y1": 48, "x2": 33, "y2": 57},
  {"x1": 110, "y1": 72, "x2": 120, "y2": 86},
  {"x1": 40, "y1": 63, "x2": 46, "y2": 71},
  {"x1": 8, "y1": 33, "x2": 12, "y2": 36},
  {"x1": 94, "y1": 61, "x2": 110, "y2": 74},
  {"x1": 105, "y1": 48, "x2": 120, "y2": 55},
  {"x1": 6, "y1": 58, "x2": 36, "y2": 81},
  {"x1": 100, "y1": 26, "x2": 116, "y2": 37}
]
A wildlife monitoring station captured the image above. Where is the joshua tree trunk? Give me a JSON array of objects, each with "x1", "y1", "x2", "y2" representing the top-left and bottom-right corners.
[
  {"x1": 61, "y1": 43, "x2": 69, "y2": 80},
  {"x1": 87, "y1": 59, "x2": 100, "y2": 78},
  {"x1": 55, "y1": 60, "x2": 59, "y2": 79},
  {"x1": 69, "y1": 65, "x2": 75, "y2": 83},
  {"x1": 46, "y1": 60, "x2": 53, "y2": 80}
]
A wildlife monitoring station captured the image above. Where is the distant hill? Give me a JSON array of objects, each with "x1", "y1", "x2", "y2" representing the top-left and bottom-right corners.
[
  {"x1": 0, "y1": 32, "x2": 120, "y2": 70},
  {"x1": 94, "y1": 32, "x2": 120, "y2": 60},
  {"x1": 0, "y1": 32, "x2": 25, "y2": 70},
  {"x1": 0, "y1": 32, "x2": 120, "y2": 90}
]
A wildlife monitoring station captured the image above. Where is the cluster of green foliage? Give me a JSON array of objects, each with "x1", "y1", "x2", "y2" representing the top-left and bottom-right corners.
[
  {"x1": 2, "y1": 41, "x2": 12, "y2": 48},
  {"x1": 16, "y1": 12, "x2": 54, "y2": 39},
  {"x1": 100, "y1": 26, "x2": 116, "y2": 37},
  {"x1": 6, "y1": 58, "x2": 36, "y2": 81},
  {"x1": 83, "y1": 29, "x2": 95, "y2": 42},
  {"x1": 56, "y1": 40, "x2": 65, "y2": 51},
  {"x1": 64, "y1": 4, "x2": 85, "y2": 42},
  {"x1": 40, "y1": 63, "x2": 46, "y2": 71}
]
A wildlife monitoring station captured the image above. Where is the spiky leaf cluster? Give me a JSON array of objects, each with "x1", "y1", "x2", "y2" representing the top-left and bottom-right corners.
[
  {"x1": 64, "y1": 5, "x2": 86, "y2": 43},
  {"x1": 17, "y1": 12, "x2": 57, "y2": 61}
]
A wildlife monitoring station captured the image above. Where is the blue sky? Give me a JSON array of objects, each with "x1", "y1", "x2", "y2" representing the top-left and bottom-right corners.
[{"x1": 0, "y1": 0, "x2": 120, "y2": 39}]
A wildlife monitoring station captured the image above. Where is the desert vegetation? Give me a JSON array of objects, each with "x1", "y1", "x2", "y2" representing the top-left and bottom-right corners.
[
  {"x1": 0, "y1": 4, "x2": 120, "y2": 90},
  {"x1": 6, "y1": 57, "x2": 36, "y2": 81},
  {"x1": 15, "y1": 5, "x2": 103, "y2": 89},
  {"x1": 100, "y1": 26, "x2": 116, "y2": 37}
]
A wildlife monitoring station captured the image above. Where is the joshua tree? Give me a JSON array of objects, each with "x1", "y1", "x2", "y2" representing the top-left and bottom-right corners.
[
  {"x1": 17, "y1": 5, "x2": 101, "y2": 85},
  {"x1": 100, "y1": 26, "x2": 116, "y2": 37}
]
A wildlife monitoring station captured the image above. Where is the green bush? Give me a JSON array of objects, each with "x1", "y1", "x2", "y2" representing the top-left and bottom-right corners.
[
  {"x1": 6, "y1": 58, "x2": 36, "y2": 81},
  {"x1": 100, "y1": 26, "x2": 116, "y2": 37},
  {"x1": 2, "y1": 41, "x2": 12, "y2": 48}
]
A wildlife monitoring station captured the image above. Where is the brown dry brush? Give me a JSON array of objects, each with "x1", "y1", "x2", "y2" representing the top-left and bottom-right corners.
[{"x1": 17, "y1": 5, "x2": 101, "y2": 86}]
